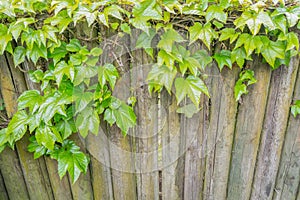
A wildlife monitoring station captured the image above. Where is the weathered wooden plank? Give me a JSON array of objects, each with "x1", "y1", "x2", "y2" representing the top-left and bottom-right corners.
[
  {"x1": 161, "y1": 91, "x2": 181, "y2": 200},
  {"x1": 183, "y1": 43, "x2": 207, "y2": 200},
  {"x1": 131, "y1": 31, "x2": 159, "y2": 200},
  {"x1": 273, "y1": 62, "x2": 300, "y2": 200},
  {"x1": 227, "y1": 59, "x2": 271, "y2": 200},
  {"x1": 203, "y1": 64, "x2": 239, "y2": 200},
  {"x1": 5, "y1": 54, "x2": 54, "y2": 200},
  {"x1": 108, "y1": 33, "x2": 137, "y2": 200},
  {"x1": 251, "y1": 57, "x2": 299, "y2": 200},
  {"x1": 0, "y1": 164, "x2": 10, "y2": 199}
]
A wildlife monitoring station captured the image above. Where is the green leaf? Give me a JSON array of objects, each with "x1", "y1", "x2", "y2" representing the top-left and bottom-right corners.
[
  {"x1": 56, "y1": 119, "x2": 76, "y2": 140},
  {"x1": 234, "y1": 34, "x2": 263, "y2": 57},
  {"x1": 70, "y1": 53, "x2": 87, "y2": 66},
  {"x1": 42, "y1": 25, "x2": 58, "y2": 43},
  {"x1": 13, "y1": 46, "x2": 26, "y2": 66},
  {"x1": 73, "y1": 90, "x2": 94, "y2": 114},
  {"x1": 261, "y1": 37, "x2": 285, "y2": 67},
  {"x1": 98, "y1": 64, "x2": 119, "y2": 89},
  {"x1": 0, "y1": 24, "x2": 12, "y2": 54},
  {"x1": 18, "y1": 90, "x2": 42, "y2": 113},
  {"x1": 176, "y1": 103, "x2": 200, "y2": 118},
  {"x1": 75, "y1": 107, "x2": 100, "y2": 137},
  {"x1": 108, "y1": 98, "x2": 136, "y2": 134},
  {"x1": 157, "y1": 29, "x2": 184, "y2": 52},
  {"x1": 147, "y1": 64, "x2": 177, "y2": 94},
  {"x1": 132, "y1": 0, "x2": 162, "y2": 20},
  {"x1": 135, "y1": 29, "x2": 156, "y2": 50},
  {"x1": 27, "y1": 43, "x2": 47, "y2": 65},
  {"x1": 6, "y1": 110, "x2": 28, "y2": 145},
  {"x1": 28, "y1": 136, "x2": 48, "y2": 159},
  {"x1": 74, "y1": 66, "x2": 98, "y2": 86},
  {"x1": 38, "y1": 92, "x2": 71, "y2": 123},
  {"x1": 49, "y1": 42, "x2": 68, "y2": 65},
  {"x1": 219, "y1": 28, "x2": 240, "y2": 44},
  {"x1": 231, "y1": 48, "x2": 251, "y2": 68},
  {"x1": 213, "y1": 50, "x2": 232, "y2": 71},
  {"x1": 286, "y1": 32, "x2": 299, "y2": 51},
  {"x1": 104, "y1": 5, "x2": 124, "y2": 21},
  {"x1": 28, "y1": 69, "x2": 44, "y2": 83},
  {"x1": 9, "y1": 21, "x2": 26, "y2": 41},
  {"x1": 73, "y1": 5, "x2": 97, "y2": 26},
  {"x1": 291, "y1": 100, "x2": 300, "y2": 118},
  {"x1": 189, "y1": 22, "x2": 217, "y2": 49},
  {"x1": 90, "y1": 47, "x2": 103, "y2": 57},
  {"x1": 66, "y1": 39, "x2": 82, "y2": 52},
  {"x1": 234, "y1": 10, "x2": 275, "y2": 35},
  {"x1": 35, "y1": 125, "x2": 58, "y2": 150},
  {"x1": 206, "y1": 5, "x2": 227, "y2": 23},
  {"x1": 234, "y1": 69, "x2": 257, "y2": 101},
  {"x1": 54, "y1": 61, "x2": 75, "y2": 86},
  {"x1": 175, "y1": 75, "x2": 210, "y2": 107},
  {"x1": 45, "y1": 10, "x2": 72, "y2": 33},
  {"x1": 53, "y1": 140, "x2": 89, "y2": 183},
  {"x1": 272, "y1": 14, "x2": 287, "y2": 33},
  {"x1": 192, "y1": 50, "x2": 212, "y2": 71},
  {"x1": 0, "y1": 128, "x2": 8, "y2": 147},
  {"x1": 120, "y1": 23, "x2": 131, "y2": 35}
]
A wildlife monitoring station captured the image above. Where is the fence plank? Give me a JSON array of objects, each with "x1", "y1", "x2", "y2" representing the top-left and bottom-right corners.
[
  {"x1": 108, "y1": 34, "x2": 137, "y2": 200},
  {"x1": 273, "y1": 61, "x2": 300, "y2": 200},
  {"x1": 203, "y1": 64, "x2": 239, "y2": 200},
  {"x1": 0, "y1": 170, "x2": 9, "y2": 200},
  {"x1": 227, "y1": 59, "x2": 271, "y2": 200},
  {"x1": 251, "y1": 57, "x2": 299, "y2": 200},
  {"x1": 6, "y1": 56, "x2": 54, "y2": 200},
  {"x1": 161, "y1": 91, "x2": 181, "y2": 200}
]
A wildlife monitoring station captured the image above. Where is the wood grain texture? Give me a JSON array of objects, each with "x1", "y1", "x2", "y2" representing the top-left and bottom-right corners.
[
  {"x1": 273, "y1": 60, "x2": 300, "y2": 200},
  {"x1": 251, "y1": 57, "x2": 299, "y2": 200},
  {"x1": 0, "y1": 170, "x2": 8, "y2": 200},
  {"x1": 203, "y1": 64, "x2": 239, "y2": 200},
  {"x1": 227, "y1": 59, "x2": 271, "y2": 200}
]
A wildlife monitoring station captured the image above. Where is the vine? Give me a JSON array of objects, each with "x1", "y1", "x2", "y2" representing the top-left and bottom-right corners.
[{"x1": 0, "y1": 0, "x2": 299, "y2": 183}]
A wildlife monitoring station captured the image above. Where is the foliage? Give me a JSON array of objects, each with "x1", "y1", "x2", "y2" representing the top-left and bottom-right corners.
[
  {"x1": 291, "y1": 100, "x2": 300, "y2": 117},
  {"x1": 0, "y1": 0, "x2": 299, "y2": 183}
]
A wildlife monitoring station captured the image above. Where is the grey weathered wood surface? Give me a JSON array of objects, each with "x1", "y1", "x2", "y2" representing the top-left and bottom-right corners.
[
  {"x1": 227, "y1": 58, "x2": 271, "y2": 200},
  {"x1": 0, "y1": 40, "x2": 300, "y2": 200}
]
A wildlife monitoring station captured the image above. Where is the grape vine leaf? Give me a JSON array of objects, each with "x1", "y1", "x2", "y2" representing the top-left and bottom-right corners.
[
  {"x1": 234, "y1": 33, "x2": 263, "y2": 57},
  {"x1": 291, "y1": 100, "x2": 300, "y2": 118},
  {"x1": 175, "y1": 75, "x2": 210, "y2": 107},
  {"x1": 206, "y1": 5, "x2": 227, "y2": 23},
  {"x1": 157, "y1": 29, "x2": 184, "y2": 52},
  {"x1": 28, "y1": 136, "x2": 48, "y2": 159},
  {"x1": 260, "y1": 37, "x2": 285, "y2": 68},
  {"x1": 75, "y1": 106, "x2": 100, "y2": 138},
  {"x1": 98, "y1": 64, "x2": 119, "y2": 90},
  {"x1": 6, "y1": 110, "x2": 28, "y2": 145},
  {"x1": 234, "y1": 69, "x2": 257, "y2": 101},
  {"x1": 52, "y1": 140, "x2": 89, "y2": 183},
  {"x1": 213, "y1": 50, "x2": 232, "y2": 71},
  {"x1": 189, "y1": 22, "x2": 217, "y2": 49},
  {"x1": 18, "y1": 90, "x2": 43, "y2": 113},
  {"x1": 13, "y1": 46, "x2": 26, "y2": 66}
]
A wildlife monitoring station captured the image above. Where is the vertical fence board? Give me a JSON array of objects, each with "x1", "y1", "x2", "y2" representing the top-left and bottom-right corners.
[
  {"x1": 0, "y1": 170, "x2": 8, "y2": 200},
  {"x1": 132, "y1": 39, "x2": 159, "y2": 200},
  {"x1": 161, "y1": 92, "x2": 181, "y2": 200},
  {"x1": 227, "y1": 60, "x2": 271, "y2": 200},
  {"x1": 273, "y1": 61, "x2": 300, "y2": 200},
  {"x1": 203, "y1": 65, "x2": 239, "y2": 200},
  {"x1": 251, "y1": 57, "x2": 299, "y2": 200}
]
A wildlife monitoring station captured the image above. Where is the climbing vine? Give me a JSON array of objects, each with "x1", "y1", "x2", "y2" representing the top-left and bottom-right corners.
[{"x1": 0, "y1": 0, "x2": 299, "y2": 183}]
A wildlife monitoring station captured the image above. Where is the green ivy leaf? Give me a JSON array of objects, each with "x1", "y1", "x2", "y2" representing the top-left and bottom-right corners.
[
  {"x1": 234, "y1": 69, "x2": 257, "y2": 101},
  {"x1": 49, "y1": 42, "x2": 68, "y2": 65},
  {"x1": 0, "y1": 24, "x2": 12, "y2": 54},
  {"x1": 234, "y1": 10, "x2": 275, "y2": 35},
  {"x1": 213, "y1": 50, "x2": 232, "y2": 71},
  {"x1": 56, "y1": 119, "x2": 76, "y2": 140},
  {"x1": 26, "y1": 43, "x2": 48, "y2": 65},
  {"x1": 231, "y1": 48, "x2": 251, "y2": 68},
  {"x1": 35, "y1": 125, "x2": 58, "y2": 150},
  {"x1": 189, "y1": 22, "x2": 217, "y2": 49},
  {"x1": 260, "y1": 37, "x2": 285, "y2": 68},
  {"x1": 73, "y1": 90, "x2": 94, "y2": 114},
  {"x1": 74, "y1": 66, "x2": 98, "y2": 86},
  {"x1": 192, "y1": 50, "x2": 212, "y2": 71},
  {"x1": 147, "y1": 64, "x2": 177, "y2": 94},
  {"x1": 6, "y1": 110, "x2": 28, "y2": 145},
  {"x1": 286, "y1": 32, "x2": 299, "y2": 51},
  {"x1": 18, "y1": 90, "x2": 43, "y2": 113},
  {"x1": 42, "y1": 25, "x2": 58, "y2": 43},
  {"x1": 90, "y1": 47, "x2": 103, "y2": 57},
  {"x1": 175, "y1": 75, "x2": 210, "y2": 107},
  {"x1": 98, "y1": 64, "x2": 119, "y2": 89},
  {"x1": 206, "y1": 5, "x2": 227, "y2": 23},
  {"x1": 73, "y1": 5, "x2": 97, "y2": 26},
  {"x1": 13, "y1": 46, "x2": 26, "y2": 66},
  {"x1": 28, "y1": 136, "x2": 48, "y2": 159},
  {"x1": 291, "y1": 100, "x2": 300, "y2": 118},
  {"x1": 53, "y1": 140, "x2": 89, "y2": 183},
  {"x1": 75, "y1": 107, "x2": 99, "y2": 138},
  {"x1": 234, "y1": 34, "x2": 263, "y2": 57},
  {"x1": 157, "y1": 29, "x2": 184, "y2": 52},
  {"x1": 66, "y1": 39, "x2": 82, "y2": 52},
  {"x1": 54, "y1": 61, "x2": 75, "y2": 86},
  {"x1": 44, "y1": 10, "x2": 72, "y2": 33},
  {"x1": 219, "y1": 28, "x2": 240, "y2": 44}
]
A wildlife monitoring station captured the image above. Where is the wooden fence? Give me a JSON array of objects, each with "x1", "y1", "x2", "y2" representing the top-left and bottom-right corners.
[{"x1": 0, "y1": 31, "x2": 300, "y2": 200}]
